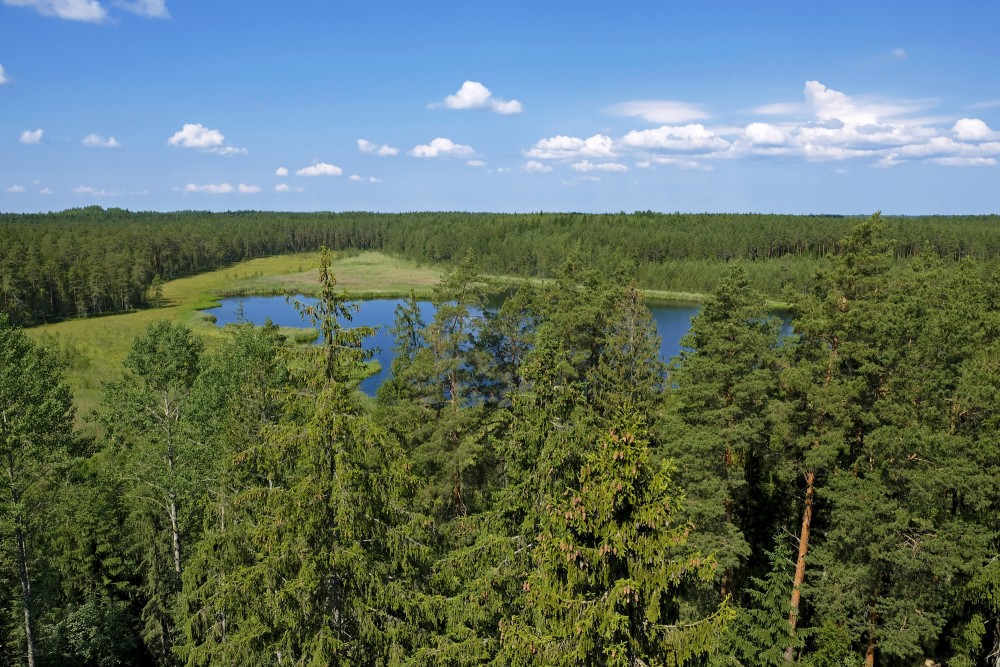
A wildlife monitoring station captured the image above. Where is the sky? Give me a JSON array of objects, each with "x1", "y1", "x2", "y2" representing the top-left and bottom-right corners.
[{"x1": 1, "y1": 1, "x2": 999, "y2": 215}]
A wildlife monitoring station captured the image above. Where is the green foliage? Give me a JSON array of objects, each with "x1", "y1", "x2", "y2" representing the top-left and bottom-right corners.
[
  {"x1": 2, "y1": 215, "x2": 1000, "y2": 665},
  {"x1": 0, "y1": 315, "x2": 76, "y2": 666},
  {"x1": 502, "y1": 407, "x2": 731, "y2": 666}
]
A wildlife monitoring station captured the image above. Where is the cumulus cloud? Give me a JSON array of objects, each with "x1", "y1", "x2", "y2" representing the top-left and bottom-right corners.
[
  {"x1": 275, "y1": 167, "x2": 288, "y2": 176},
  {"x1": 622, "y1": 124, "x2": 729, "y2": 153},
  {"x1": 6, "y1": 185, "x2": 26, "y2": 193},
  {"x1": 524, "y1": 160, "x2": 552, "y2": 173},
  {"x1": 744, "y1": 122, "x2": 788, "y2": 146},
  {"x1": 525, "y1": 81, "x2": 1000, "y2": 171},
  {"x1": 184, "y1": 183, "x2": 233, "y2": 194},
  {"x1": 82, "y1": 133, "x2": 121, "y2": 148},
  {"x1": 525, "y1": 134, "x2": 615, "y2": 160},
  {"x1": 466, "y1": 160, "x2": 486, "y2": 167},
  {"x1": 953, "y1": 118, "x2": 996, "y2": 142},
  {"x1": 296, "y1": 162, "x2": 343, "y2": 176},
  {"x1": 411, "y1": 137, "x2": 475, "y2": 158},
  {"x1": 0, "y1": 65, "x2": 8, "y2": 85},
  {"x1": 19, "y1": 129, "x2": 43, "y2": 144},
  {"x1": 237, "y1": 183, "x2": 261, "y2": 193},
  {"x1": 275, "y1": 183, "x2": 291, "y2": 192},
  {"x1": 570, "y1": 160, "x2": 628, "y2": 173},
  {"x1": 606, "y1": 100, "x2": 708, "y2": 124},
  {"x1": 3, "y1": 0, "x2": 107, "y2": 22},
  {"x1": 168, "y1": 123, "x2": 245, "y2": 155},
  {"x1": 114, "y1": 0, "x2": 168, "y2": 18},
  {"x1": 434, "y1": 81, "x2": 523, "y2": 115},
  {"x1": 357, "y1": 139, "x2": 399, "y2": 156}
]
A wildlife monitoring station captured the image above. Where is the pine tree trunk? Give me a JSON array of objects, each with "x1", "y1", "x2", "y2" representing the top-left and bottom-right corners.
[{"x1": 785, "y1": 469, "x2": 815, "y2": 662}]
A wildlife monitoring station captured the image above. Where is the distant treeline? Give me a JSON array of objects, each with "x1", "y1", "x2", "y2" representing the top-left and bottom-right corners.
[{"x1": 2, "y1": 206, "x2": 1000, "y2": 324}]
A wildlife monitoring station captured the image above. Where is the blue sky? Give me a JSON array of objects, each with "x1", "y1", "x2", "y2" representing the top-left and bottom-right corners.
[{"x1": 2, "y1": 1, "x2": 999, "y2": 215}]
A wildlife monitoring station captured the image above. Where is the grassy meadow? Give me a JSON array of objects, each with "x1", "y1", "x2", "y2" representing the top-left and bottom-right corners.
[{"x1": 26, "y1": 251, "x2": 443, "y2": 425}]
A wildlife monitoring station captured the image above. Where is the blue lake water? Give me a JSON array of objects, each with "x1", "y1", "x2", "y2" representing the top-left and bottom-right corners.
[{"x1": 206, "y1": 296, "x2": 705, "y2": 395}]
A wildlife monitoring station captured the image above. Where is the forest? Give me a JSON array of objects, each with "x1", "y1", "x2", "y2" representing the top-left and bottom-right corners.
[
  {"x1": 1, "y1": 211, "x2": 999, "y2": 666},
  {"x1": 3, "y1": 207, "x2": 1000, "y2": 325}
]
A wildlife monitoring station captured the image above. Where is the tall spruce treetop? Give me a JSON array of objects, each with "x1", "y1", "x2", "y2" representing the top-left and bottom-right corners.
[{"x1": 501, "y1": 407, "x2": 731, "y2": 666}]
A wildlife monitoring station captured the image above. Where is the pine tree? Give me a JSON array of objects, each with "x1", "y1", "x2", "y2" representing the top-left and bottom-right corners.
[{"x1": 664, "y1": 265, "x2": 782, "y2": 604}]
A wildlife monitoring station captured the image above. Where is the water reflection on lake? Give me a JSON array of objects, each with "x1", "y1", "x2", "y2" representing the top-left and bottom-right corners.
[{"x1": 206, "y1": 295, "x2": 706, "y2": 396}]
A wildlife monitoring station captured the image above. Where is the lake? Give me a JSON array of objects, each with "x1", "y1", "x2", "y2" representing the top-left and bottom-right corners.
[{"x1": 206, "y1": 295, "x2": 705, "y2": 395}]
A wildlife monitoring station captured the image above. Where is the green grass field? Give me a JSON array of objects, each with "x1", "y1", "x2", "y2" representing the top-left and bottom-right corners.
[{"x1": 26, "y1": 251, "x2": 443, "y2": 424}]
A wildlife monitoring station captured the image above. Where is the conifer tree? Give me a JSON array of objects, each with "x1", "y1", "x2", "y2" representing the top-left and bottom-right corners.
[
  {"x1": 177, "y1": 249, "x2": 429, "y2": 664},
  {"x1": 501, "y1": 407, "x2": 731, "y2": 666},
  {"x1": 664, "y1": 265, "x2": 782, "y2": 604}
]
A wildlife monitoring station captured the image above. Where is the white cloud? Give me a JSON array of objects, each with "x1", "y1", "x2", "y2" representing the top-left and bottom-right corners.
[
  {"x1": 525, "y1": 134, "x2": 615, "y2": 160},
  {"x1": 753, "y1": 102, "x2": 805, "y2": 116},
  {"x1": 744, "y1": 122, "x2": 788, "y2": 146},
  {"x1": 296, "y1": 162, "x2": 343, "y2": 176},
  {"x1": 803, "y1": 81, "x2": 928, "y2": 126},
  {"x1": 524, "y1": 160, "x2": 552, "y2": 173},
  {"x1": 953, "y1": 118, "x2": 996, "y2": 142},
  {"x1": 275, "y1": 167, "x2": 288, "y2": 176},
  {"x1": 39, "y1": 187, "x2": 52, "y2": 194},
  {"x1": 466, "y1": 160, "x2": 486, "y2": 167},
  {"x1": 6, "y1": 185, "x2": 26, "y2": 193},
  {"x1": 570, "y1": 160, "x2": 628, "y2": 173},
  {"x1": 411, "y1": 137, "x2": 475, "y2": 158},
  {"x1": 19, "y1": 129, "x2": 43, "y2": 144},
  {"x1": 167, "y1": 123, "x2": 245, "y2": 154},
  {"x1": 237, "y1": 183, "x2": 261, "y2": 193},
  {"x1": 435, "y1": 81, "x2": 523, "y2": 115},
  {"x1": 357, "y1": 139, "x2": 399, "y2": 156},
  {"x1": 275, "y1": 183, "x2": 290, "y2": 192},
  {"x1": 606, "y1": 100, "x2": 708, "y2": 124},
  {"x1": 114, "y1": 0, "x2": 168, "y2": 18},
  {"x1": 875, "y1": 153, "x2": 903, "y2": 168},
  {"x1": 3, "y1": 0, "x2": 107, "y2": 22},
  {"x1": 349, "y1": 175, "x2": 362, "y2": 182},
  {"x1": 621, "y1": 124, "x2": 729, "y2": 153},
  {"x1": 213, "y1": 146, "x2": 247, "y2": 156},
  {"x1": 525, "y1": 81, "x2": 1000, "y2": 171},
  {"x1": 639, "y1": 156, "x2": 710, "y2": 171},
  {"x1": 0, "y1": 65, "x2": 8, "y2": 85},
  {"x1": 184, "y1": 182, "x2": 233, "y2": 194},
  {"x1": 926, "y1": 156, "x2": 997, "y2": 167},
  {"x1": 168, "y1": 123, "x2": 224, "y2": 149},
  {"x1": 890, "y1": 47, "x2": 907, "y2": 60},
  {"x1": 82, "y1": 133, "x2": 121, "y2": 148},
  {"x1": 75, "y1": 185, "x2": 120, "y2": 195}
]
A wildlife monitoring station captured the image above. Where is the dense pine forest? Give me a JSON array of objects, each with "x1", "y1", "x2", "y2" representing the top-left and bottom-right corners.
[
  {"x1": 1, "y1": 212, "x2": 999, "y2": 665},
  {"x1": 3, "y1": 207, "x2": 1000, "y2": 325}
]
